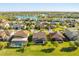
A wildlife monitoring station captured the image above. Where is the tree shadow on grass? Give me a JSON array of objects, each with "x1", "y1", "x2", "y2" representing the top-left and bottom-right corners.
[
  {"x1": 16, "y1": 48, "x2": 24, "y2": 53},
  {"x1": 41, "y1": 48, "x2": 55, "y2": 53},
  {"x1": 60, "y1": 47, "x2": 77, "y2": 52}
]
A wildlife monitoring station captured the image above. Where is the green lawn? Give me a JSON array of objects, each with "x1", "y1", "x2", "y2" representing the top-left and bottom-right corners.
[{"x1": 0, "y1": 42, "x2": 79, "y2": 56}]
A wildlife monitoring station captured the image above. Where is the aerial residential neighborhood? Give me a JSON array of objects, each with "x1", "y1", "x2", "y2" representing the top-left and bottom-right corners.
[{"x1": 0, "y1": 12, "x2": 79, "y2": 56}]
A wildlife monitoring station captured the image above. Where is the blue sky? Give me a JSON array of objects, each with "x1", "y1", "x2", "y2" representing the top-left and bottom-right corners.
[{"x1": 0, "y1": 3, "x2": 79, "y2": 11}]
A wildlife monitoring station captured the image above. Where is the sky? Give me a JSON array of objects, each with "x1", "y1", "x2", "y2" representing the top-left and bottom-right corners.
[{"x1": 0, "y1": 3, "x2": 79, "y2": 12}]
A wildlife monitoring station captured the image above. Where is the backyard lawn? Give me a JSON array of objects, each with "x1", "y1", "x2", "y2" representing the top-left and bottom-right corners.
[{"x1": 0, "y1": 42, "x2": 79, "y2": 56}]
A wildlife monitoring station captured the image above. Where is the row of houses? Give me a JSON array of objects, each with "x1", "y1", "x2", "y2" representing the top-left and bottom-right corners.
[
  {"x1": 0, "y1": 17, "x2": 79, "y2": 30},
  {"x1": 0, "y1": 27, "x2": 79, "y2": 47}
]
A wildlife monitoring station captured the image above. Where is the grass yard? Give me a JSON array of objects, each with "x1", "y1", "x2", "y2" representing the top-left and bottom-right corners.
[{"x1": 0, "y1": 42, "x2": 79, "y2": 56}]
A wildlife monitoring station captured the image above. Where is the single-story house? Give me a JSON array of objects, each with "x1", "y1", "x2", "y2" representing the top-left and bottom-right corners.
[
  {"x1": 32, "y1": 31, "x2": 47, "y2": 44},
  {"x1": 9, "y1": 30, "x2": 29, "y2": 47},
  {"x1": 51, "y1": 19, "x2": 64, "y2": 25},
  {"x1": 11, "y1": 24, "x2": 24, "y2": 30},
  {"x1": 48, "y1": 31, "x2": 66, "y2": 42},
  {"x1": 68, "y1": 20, "x2": 76, "y2": 27},
  {"x1": 64, "y1": 28, "x2": 79, "y2": 41}
]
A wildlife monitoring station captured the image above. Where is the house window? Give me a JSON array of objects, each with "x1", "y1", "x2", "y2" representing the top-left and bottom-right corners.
[
  {"x1": 35, "y1": 38, "x2": 45, "y2": 44},
  {"x1": 11, "y1": 41, "x2": 23, "y2": 47}
]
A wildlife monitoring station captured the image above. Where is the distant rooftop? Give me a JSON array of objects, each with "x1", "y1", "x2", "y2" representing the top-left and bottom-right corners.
[{"x1": 66, "y1": 28, "x2": 78, "y2": 31}]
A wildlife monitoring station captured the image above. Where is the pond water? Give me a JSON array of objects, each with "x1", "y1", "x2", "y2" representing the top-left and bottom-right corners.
[{"x1": 15, "y1": 16, "x2": 38, "y2": 21}]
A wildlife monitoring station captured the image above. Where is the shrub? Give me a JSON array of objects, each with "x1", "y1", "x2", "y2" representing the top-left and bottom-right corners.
[
  {"x1": 74, "y1": 37, "x2": 79, "y2": 47},
  {"x1": 74, "y1": 40, "x2": 79, "y2": 47},
  {"x1": 0, "y1": 42, "x2": 8, "y2": 49},
  {"x1": 52, "y1": 41, "x2": 59, "y2": 47},
  {"x1": 43, "y1": 41, "x2": 52, "y2": 48},
  {"x1": 46, "y1": 41, "x2": 52, "y2": 47},
  {"x1": 42, "y1": 42, "x2": 47, "y2": 46},
  {"x1": 69, "y1": 41, "x2": 76, "y2": 47},
  {"x1": 28, "y1": 34, "x2": 33, "y2": 42}
]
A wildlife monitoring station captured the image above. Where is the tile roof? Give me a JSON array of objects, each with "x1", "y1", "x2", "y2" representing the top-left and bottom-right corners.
[
  {"x1": 33, "y1": 31, "x2": 46, "y2": 39},
  {"x1": 14, "y1": 30, "x2": 29, "y2": 37},
  {"x1": 49, "y1": 31, "x2": 65, "y2": 40}
]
